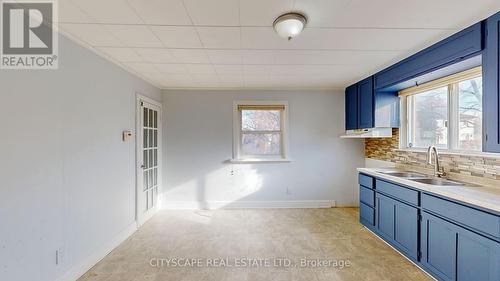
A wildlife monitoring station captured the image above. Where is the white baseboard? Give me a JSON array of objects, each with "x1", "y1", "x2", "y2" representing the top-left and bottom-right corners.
[
  {"x1": 56, "y1": 222, "x2": 138, "y2": 281},
  {"x1": 161, "y1": 200, "x2": 337, "y2": 210}
]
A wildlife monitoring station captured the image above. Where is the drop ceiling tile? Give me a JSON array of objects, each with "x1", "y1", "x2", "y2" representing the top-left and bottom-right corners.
[
  {"x1": 127, "y1": 0, "x2": 191, "y2": 25},
  {"x1": 191, "y1": 74, "x2": 219, "y2": 83},
  {"x1": 283, "y1": 28, "x2": 449, "y2": 51},
  {"x1": 214, "y1": 65, "x2": 243, "y2": 75},
  {"x1": 170, "y1": 49, "x2": 210, "y2": 64},
  {"x1": 218, "y1": 74, "x2": 243, "y2": 83},
  {"x1": 71, "y1": 0, "x2": 143, "y2": 24},
  {"x1": 196, "y1": 27, "x2": 241, "y2": 49},
  {"x1": 272, "y1": 50, "x2": 404, "y2": 65},
  {"x1": 123, "y1": 62, "x2": 160, "y2": 73},
  {"x1": 183, "y1": 0, "x2": 239, "y2": 26},
  {"x1": 155, "y1": 64, "x2": 190, "y2": 74},
  {"x1": 206, "y1": 50, "x2": 242, "y2": 64},
  {"x1": 243, "y1": 65, "x2": 273, "y2": 75},
  {"x1": 218, "y1": 82, "x2": 243, "y2": 88},
  {"x1": 57, "y1": 0, "x2": 90, "y2": 23},
  {"x1": 242, "y1": 50, "x2": 276, "y2": 65},
  {"x1": 241, "y1": 27, "x2": 290, "y2": 49},
  {"x1": 59, "y1": 23, "x2": 123, "y2": 46},
  {"x1": 135, "y1": 48, "x2": 177, "y2": 63},
  {"x1": 161, "y1": 74, "x2": 194, "y2": 83},
  {"x1": 186, "y1": 64, "x2": 216, "y2": 74},
  {"x1": 105, "y1": 25, "x2": 164, "y2": 47},
  {"x1": 239, "y1": 0, "x2": 293, "y2": 26},
  {"x1": 96, "y1": 47, "x2": 143, "y2": 62},
  {"x1": 151, "y1": 26, "x2": 203, "y2": 48},
  {"x1": 294, "y1": 0, "x2": 500, "y2": 29}
]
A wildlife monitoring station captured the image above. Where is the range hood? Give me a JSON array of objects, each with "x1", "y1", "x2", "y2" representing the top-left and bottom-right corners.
[{"x1": 340, "y1": 128, "x2": 393, "y2": 138}]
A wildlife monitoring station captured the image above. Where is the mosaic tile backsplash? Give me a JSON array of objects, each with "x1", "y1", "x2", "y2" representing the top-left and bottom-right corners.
[{"x1": 365, "y1": 129, "x2": 500, "y2": 181}]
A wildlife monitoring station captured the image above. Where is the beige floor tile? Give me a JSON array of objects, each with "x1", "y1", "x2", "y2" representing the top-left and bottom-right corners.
[{"x1": 77, "y1": 208, "x2": 433, "y2": 281}]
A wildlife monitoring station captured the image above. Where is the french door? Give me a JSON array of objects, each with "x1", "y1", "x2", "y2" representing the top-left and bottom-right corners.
[{"x1": 136, "y1": 96, "x2": 161, "y2": 226}]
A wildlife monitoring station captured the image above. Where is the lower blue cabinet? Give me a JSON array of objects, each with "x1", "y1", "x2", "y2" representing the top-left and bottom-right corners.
[
  {"x1": 359, "y1": 173, "x2": 500, "y2": 281},
  {"x1": 376, "y1": 193, "x2": 419, "y2": 260},
  {"x1": 421, "y1": 212, "x2": 500, "y2": 281},
  {"x1": 421, "y1": 212, "x2": 457, "y2": 281}
]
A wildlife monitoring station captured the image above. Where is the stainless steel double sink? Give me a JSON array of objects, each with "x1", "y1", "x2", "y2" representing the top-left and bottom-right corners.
[{"x1": 379, "y1": 171, "x2": 472, "y2": 187}]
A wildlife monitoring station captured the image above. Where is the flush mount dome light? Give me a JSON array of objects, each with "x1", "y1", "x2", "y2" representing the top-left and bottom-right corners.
[{"x1": 273, "y1": 12, "x2": 307, "y2": 40}]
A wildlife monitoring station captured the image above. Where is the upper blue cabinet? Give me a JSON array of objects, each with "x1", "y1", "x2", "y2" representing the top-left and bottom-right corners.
[
  {"x1": 345, "y1": 84, "x2": 358, "y2": 130},
  {"x1": 345, "y1": 76, "x2": 399, "y2": 130},
  {"x1": 484, "y1": 12, "x2": 500, "y2": 153},
  {"x1": 374, "y1": 23, "x2": 483, "y2": 90},
  {"x1": 358, "y1": 77, "x2": 374, "y2": 129}
]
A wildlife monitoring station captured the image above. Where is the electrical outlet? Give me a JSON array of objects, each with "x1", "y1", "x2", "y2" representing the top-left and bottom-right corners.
[{"x1": 56, "y1": 247, "x2": 65, "y2": 265}]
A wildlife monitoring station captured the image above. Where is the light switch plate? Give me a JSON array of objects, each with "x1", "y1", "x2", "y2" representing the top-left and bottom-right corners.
[{"x1": 123, "y1": 131, "x2": 133, "y2": 142}]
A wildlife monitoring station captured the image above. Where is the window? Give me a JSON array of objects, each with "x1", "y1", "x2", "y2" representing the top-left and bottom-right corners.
[
  {"x1": 233, "y1": 102, "x2": 289, "y2": 161},
  {"x1": 401, "y1": 67, "x2": 482, "y2": 151}
]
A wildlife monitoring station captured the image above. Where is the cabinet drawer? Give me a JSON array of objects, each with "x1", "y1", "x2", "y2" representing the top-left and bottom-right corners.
[
  {"x1": 360, "y1": 185, "x2": 375, "y2": 207},
  {"x1": 359, "y1": 174, "x2": 374, "y2": 189},
  {"x1": 360, "y1": 202, "x2": 375, "y2": 226},
  {"x1": 376, "y1": 179, "x2": 419, "y2": 205},
  {"x1": 422, "y1": 194, "x2": 500, "y2": 239}
]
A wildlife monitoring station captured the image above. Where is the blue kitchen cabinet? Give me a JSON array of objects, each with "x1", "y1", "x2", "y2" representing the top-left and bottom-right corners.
[
  {"x1": 456, "y1": 226, "x2": 500, "y2": 281},
  {"x1": 421, "y1": 212, "x2": 500, "y2": 281},
  {"x1": 421, "y1": 212, "x2": 457, "y2": 281},
  {"x1": 358, "y1": 77, "x2": 374, "y2": 129},
  {"x1": 376, "y1": 193, "x2": 419, "y2": 260},
  {"x1": 359, "y1": 174, "x2": 375, "y2": 229},
  {"x1": 374, "y1": 22, "x2": 483, "y2": 90},
  {"x1": 345, "y1": 84, "x2": 358, "y2": 130},
  {"x1": 484, "y1": 12, "x2": 500, "y2": 153}
]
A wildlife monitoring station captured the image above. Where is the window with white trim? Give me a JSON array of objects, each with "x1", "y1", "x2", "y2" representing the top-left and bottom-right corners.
[
  {"x1": 400, "y1": 67, "x2": 482, "y2": 151},
  {"x1": 233, "y1": 102, "x2": 289, "y2": 160}
]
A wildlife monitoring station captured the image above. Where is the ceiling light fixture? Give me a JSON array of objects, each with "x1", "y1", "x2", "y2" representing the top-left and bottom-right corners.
[{"x1": 273, "y1": 12, "x2": 307, "y2": 40}]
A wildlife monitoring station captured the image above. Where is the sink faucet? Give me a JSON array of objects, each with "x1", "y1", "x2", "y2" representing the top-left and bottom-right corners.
[{"x1": 427, "y1": 145, "x2": 446, "y2": 178}]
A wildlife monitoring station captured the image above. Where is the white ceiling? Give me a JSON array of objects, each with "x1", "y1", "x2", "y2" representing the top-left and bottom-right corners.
[{"x1": 56, "y1": 0, "x2": 500, "y2": 90}]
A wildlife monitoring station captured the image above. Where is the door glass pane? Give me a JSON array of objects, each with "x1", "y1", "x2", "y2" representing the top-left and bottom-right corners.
[
  {"x1": 149, "y1": 109, "x2": 153, "y2": 127},
  {"x1": 143, "y1": 129, "x2": 148, "y2": 148},
  {"x1": 154, "y1": 168, "x2": 158, "y2": 185},
  {"x1": 409, "y1": 86, "x2": 448, "y2": 148},
  {"x1": 149, "y1": 129, "x2": 153, "y2": 148},
  {"x1": 153, "y1": 130, "x2": 158, "y2": 147},
  {"x1": 143, "y1": 108, "x2": 148, "y2": 127},
  {"x1": 143, "y1": 171, "x2": 148, "y2": 191},
  {"x1": 143, "y1": 150, "x2": 148, "y2": 169},
  {"x1": 242, "y1": 110, "x2": 281, "y2": 131},
  {"x1": 153, "y1": 149, "x2": 158, "y2": 166},
  {"x1": 148, "y1": 149, "x2": 153, "y2": 168},
  {"x1": 458, "y1": 77, "x2": 482, "y2": 151},
  {"x1": 241, "y1": 133, "x2": 281, "y2": 155},
  {"x1": 153, "y1": 110, "x2": 158, "y2": 128}
]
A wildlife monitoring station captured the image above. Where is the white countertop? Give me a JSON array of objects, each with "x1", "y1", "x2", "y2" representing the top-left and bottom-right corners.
[{"x1": 358, "y1": 167, "x2": 500, "y2": 214}]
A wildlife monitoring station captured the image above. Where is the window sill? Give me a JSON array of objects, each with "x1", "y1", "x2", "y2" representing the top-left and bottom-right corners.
[
  {"x1": 394, "y1": 148, "x2": 500, "y2": 158},
  {"x1": 228, "y1": 158, "x2": 292, "y2": 164}
]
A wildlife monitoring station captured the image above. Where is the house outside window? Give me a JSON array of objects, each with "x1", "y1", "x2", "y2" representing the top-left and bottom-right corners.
[
  {"x1": 400, "y1": 67, "x2": 482, "y2": 151},
  {"x1": 233, "y1": 102, "x2": 289, "y2": 161}
]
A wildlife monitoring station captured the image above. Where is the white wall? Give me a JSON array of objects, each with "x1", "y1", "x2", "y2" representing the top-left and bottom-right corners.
[
  {"x1": 162, "y1": 90, "x2": 365, "y2": 209},
  {"x1": 0, "y1": 34, "x2": 160, "y2": 281}
]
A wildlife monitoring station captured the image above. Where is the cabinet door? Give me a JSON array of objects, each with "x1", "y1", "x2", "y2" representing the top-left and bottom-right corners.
[
  {"x1": 456, "y1": 226, "x2": 500, "y2": 281},
  {"x1": 358, "y1": 77, "x2": 374, "y2": 129},
  {"x1": 376, "y1": 193, "x2": 395, "y2": 241},
  {"x1": 421, "y1": 213, "x2": 457, "y2": 281},
  {"x1": 374, "y1": 23, "x2": 482, "y2": 90},
  {"x1": 394, "y1": 202, "x2": 418, "y2": 260},
  {"x1": 345, "y1": 84, "x2": 358, "y2": 130},
  {"x1": 484, "y1": 12, "x2": 500, "y2": 152}
]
